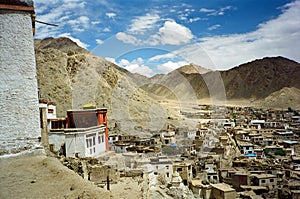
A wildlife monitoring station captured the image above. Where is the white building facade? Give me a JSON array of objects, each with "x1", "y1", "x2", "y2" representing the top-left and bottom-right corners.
[
  {"x1": 0, "y1": 1, "x2": 40, "y2": 154},
  {"x1": 49, "y1": 125, "x2": 106, "y2": 158}
]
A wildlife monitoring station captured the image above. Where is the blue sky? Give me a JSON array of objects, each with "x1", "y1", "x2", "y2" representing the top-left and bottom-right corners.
[{"x1": 35, "y1": 0, "x2": 300, "y2": 77}]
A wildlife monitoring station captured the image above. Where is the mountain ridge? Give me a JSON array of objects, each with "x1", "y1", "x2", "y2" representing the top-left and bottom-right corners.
[{"x1": 142, "y1": 56, "x2": 300, "y2": 101}]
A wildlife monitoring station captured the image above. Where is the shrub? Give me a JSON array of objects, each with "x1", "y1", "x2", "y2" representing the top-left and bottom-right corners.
[{"x1": 274, "y1": 149, "x2": 286, "y2": 156}]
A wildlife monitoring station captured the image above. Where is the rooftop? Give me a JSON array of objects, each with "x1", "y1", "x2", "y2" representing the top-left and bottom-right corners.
[
  {"x1": 211, "y1": 183, "x2": 235, "y2": 192},
  {"x1": 283, "y1": 140, "x2": 298, "y2": 144},
  {"x1": 252, "y1": 174, "x2": 276, "y2": 179}
]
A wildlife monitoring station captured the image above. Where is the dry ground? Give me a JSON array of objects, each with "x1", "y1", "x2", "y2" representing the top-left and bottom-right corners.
[{"x1": 0, "y1": 150, "x2": 143, "y2": 199}]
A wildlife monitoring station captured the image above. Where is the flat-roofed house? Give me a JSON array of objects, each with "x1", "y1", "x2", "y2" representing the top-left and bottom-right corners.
[
  {"x1": 211, "y1": 183, "x2": 237, "y2": 199},
  {"x1": 49, "y1": 108, "x2": 109, "y2": 157},
  {"x1": 252, "y1": 174, "x2": 277, "y2": 190}
]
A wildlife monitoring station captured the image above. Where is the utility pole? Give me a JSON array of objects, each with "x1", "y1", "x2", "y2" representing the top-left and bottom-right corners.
[{"x1": 107, "y1": 168, "x2": 110, "y2": 190}]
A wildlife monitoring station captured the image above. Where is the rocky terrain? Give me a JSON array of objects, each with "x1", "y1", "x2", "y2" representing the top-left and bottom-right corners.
[
  {"x1": 143, "y1": 56, "x2": 300, "y2": 101},
  {"x1": 256, "y1": 87, "x2": 300, "y2": 110}
]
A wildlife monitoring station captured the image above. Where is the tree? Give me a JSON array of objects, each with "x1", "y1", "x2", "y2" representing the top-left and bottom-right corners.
[
  {"x1": 274, "y1": 149, "x2": 286, "y2": 156},
  {"x1": 264, "y1": 148, "x2": 269, "y2": 155}
]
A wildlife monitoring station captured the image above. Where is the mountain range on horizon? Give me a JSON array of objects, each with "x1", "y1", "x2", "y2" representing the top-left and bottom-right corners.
[{"x1": 35, "y1": 37, "x2": 300, "y2": 124}]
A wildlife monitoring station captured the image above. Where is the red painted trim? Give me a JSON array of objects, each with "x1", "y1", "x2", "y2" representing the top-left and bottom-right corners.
[{"x1": 0, "y1": 4, "x2": 34, "y2": 12}]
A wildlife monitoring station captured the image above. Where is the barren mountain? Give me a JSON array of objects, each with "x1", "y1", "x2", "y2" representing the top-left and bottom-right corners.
[
  {"x1": 175, "y1": 63, "x2": 212, "y2": 75},
  {"x1": 256, "y1": 87, "x2": 300, "y2": 110},
  {"x1": 142, "y1": 56, "x2": 300, "y2": 103},
  {"x1": 35, "y1": 37, "x2": 89, "y2": 54},
  {"x1": 222, "y1": 57, "x2": 300, "y2": 99},
  {"x1": 35, "y1": 37, "x2": 176, "y2": 132}
]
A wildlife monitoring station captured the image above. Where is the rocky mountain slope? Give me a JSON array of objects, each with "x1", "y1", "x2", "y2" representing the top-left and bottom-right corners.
[
  {"x1": 222, "y1": 57, "x2": 300, "y2": 99},
  {"x1": 142, "y1": 56, "x2": 300, "y2": 102},
  {"x1": 35, "y1": 37, "x2": 176, "y2": 132},
  {"x1": 256, "y1": 87, "x2": 300, "y2": 110}
]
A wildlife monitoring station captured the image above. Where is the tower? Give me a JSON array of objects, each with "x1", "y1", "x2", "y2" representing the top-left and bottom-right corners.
[{"x1": 0, "y1": 0, "x2": 40, "y2": 154}]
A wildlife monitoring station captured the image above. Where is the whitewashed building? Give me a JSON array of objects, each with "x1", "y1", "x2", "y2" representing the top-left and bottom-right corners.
[
  {"x1": 65, "y1": 125, "x2": 106, "y2": 157},
  {"x1": 48, "y1": 109, "x2": 109, "y2": 157},
  {"x1": 0, "y1": 1, "x2": 40, "y2": 154}
]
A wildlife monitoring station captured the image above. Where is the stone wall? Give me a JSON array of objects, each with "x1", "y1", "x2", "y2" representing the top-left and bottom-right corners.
[
  {"x1": 0, "y1": 9, "x2": 40, "y2": 154},
  {"x1": 88, "y1": 165, "x2": 120, "y2": 184}
]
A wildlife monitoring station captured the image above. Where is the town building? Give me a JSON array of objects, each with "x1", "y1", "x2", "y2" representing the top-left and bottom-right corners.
[
  {"x1": 252, "y1": 174, "x2": 277, "y2": 190},
  {"x1": 48, "y1": 108, "x2": 109, "y2": 157},
  {"x1": 210, "y1": 183, "x2": 237, "y2": 199}
]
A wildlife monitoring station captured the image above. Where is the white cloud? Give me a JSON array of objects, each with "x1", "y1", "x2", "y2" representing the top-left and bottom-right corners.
[
  {"x1": 105, "y1": 57, "x2": 117, "y2": 64},
  {"x1": 199, "y1": 8, "x2": 216, "y2": 13},
  {"x1": 178, "y1": 14, "x2": 188, "y2": 21},
  {"x1": 58, "y1": 33, "x2": 89, "y2": 49},
  {"x1": 158, "y1": 20, "x2": 194, "y2": 45},
  {"x1": 116, "y1": 32, "x2": 141, "y2": 45},
  {"x1": 149, "y1": 45, "x2": 214, "y2": 69},
  {"x1": 128, "y1": 13, "x2": 160, "y2": 34},
  {"x1": 208, "y1": 24, "x2": 221, "y2": 31},
  {"x1": 67, "y1": 15, "x2": 90, "y2": 32},
  {"x1": 106, "y1": 12, "x2": 116, "y2": 19},
  {"x1": 103, "y1": 27, "x2": 111, "y2": 32},
  {"x1": 149, "y1": 53, "x2": 176, "y2": 62},
  {"x1": 200, "y1": 6, "x2": 233, "y2": 16},
  {"x1": 132, "y1": 65, "x2": 153, "y2": 77},
  {"x1": 91, "y1": 21, "x2": 101, "y2": 25},
  {"x1": 35, "y1": 1, "x2": 87, "y2": 38},
  {"x1": 96, "y1": 39, "x2": 104, "y2": 45},
  {"x1": 117, "y1": 58, "x2": 153, "y2": 77},
  {"x1": 119, "y1": 59, "x2": 130, "y2": 66},
  {"x1": 189, "y1": 17, "x2": 201, "y2": 23},
  {"x1": 157, "y1": 61, "x2": 188, "y2": 73}
]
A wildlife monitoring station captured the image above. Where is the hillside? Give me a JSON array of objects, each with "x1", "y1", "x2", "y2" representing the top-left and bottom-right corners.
[
  {"x1": 35, "y1": 37, "x2": 176, "y2": 132},
  {"x1": 0, "y1": 151, "x2": 143, "y2": 199},
  {"x1": 175, "y1": 63, "x2": 212, "y2": 75},
  {"x1": 142, "y1": 56, "x2": 300, "y2": 103},
  {"x1": 256, "y1": 87, "x2": 300, "y2": 110},
  {"x1": 222, "y1": 57, "x2": 300, "y2": 99}
]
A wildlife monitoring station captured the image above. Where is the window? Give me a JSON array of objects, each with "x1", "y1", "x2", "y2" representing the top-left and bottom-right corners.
[
  {"x1": 177, "y1": 168, "x2": 182, "y2": 172},
  {"x1": 261, "y1": 179, "x2": 266, "y2": 183},
  {"x1": 270, "y1": 179, "x2": 274, "y2": 182},
  {"x1": 86, "y1": 134, "x2": 96, "y2": 149},
  {"x1": 98, "y1": 134, "x2": 104, "y2": 144},
  {"x1": 166, "y1": 172, "x2": 169, "y2": 178},
  {"x1": 166, "y1": 165, "x2": 169, "y2": 170}
]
